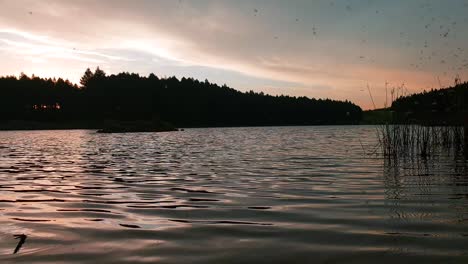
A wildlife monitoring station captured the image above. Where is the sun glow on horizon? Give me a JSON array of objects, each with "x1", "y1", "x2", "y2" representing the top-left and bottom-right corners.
[{"x1": 0, "y1": 1, "x2": 467, "y2": 109}]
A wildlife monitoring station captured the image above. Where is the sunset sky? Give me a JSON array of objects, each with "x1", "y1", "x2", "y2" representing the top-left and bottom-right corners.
[{"x1": 0, "y1": 0, "x2": 467, "y2": 109}]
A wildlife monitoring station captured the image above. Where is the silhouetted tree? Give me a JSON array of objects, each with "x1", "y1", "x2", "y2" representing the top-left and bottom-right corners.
[
  {"x1": 94, "y1": 67, "x2": 106, "y2": 78},
  {"x1": 80, "y1": 68, "x2": 94, "y2": 88}
]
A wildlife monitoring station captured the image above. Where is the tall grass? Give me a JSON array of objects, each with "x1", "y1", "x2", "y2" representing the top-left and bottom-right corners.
[
  {"x1": 370, "y1": 79, "x2": 466, "y2": 159},
  {"x1": 376, "y1": 124, "x2": 464, "y2": 159}
]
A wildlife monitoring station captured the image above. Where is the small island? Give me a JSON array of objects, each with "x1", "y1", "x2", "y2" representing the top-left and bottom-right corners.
[{"x1": 96, "y1": 120, "x2": 178, "y2": 133}]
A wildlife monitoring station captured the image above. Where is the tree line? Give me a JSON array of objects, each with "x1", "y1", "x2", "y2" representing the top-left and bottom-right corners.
[
  {"x1": 0, "y1": 67, "x2": 362, "y2": 127},
  {"x1": 391, "y1": 81, "x2": 468, "y2": 125}
]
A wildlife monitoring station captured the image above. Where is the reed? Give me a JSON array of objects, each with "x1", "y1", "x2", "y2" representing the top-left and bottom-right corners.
[
  {"x1": 376, "y1": 123, "x2": 464, "y2": 159},
  {"x1": 370, "y1": 79, "x2": 466, "y2": 159}
]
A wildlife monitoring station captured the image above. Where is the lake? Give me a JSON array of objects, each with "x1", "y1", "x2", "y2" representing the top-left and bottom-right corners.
[{"x1": 0, "y1": 126, "x2": 467, "y2": 263}]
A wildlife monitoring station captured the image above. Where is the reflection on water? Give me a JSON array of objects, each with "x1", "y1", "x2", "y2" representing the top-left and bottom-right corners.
[{"x1": 0, "y1": 127, "x2": 467, "y2": 263}]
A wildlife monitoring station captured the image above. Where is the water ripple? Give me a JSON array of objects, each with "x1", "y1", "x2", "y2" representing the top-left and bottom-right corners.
[{"x1": 0, "y1": 127, "x2": 467, "y2": 263}]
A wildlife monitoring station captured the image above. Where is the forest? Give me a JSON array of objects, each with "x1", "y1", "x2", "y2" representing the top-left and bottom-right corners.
[
  {"x1": 391, "y1": 81, "x2": 468, "y2": 125},
  {"x1": 0, "y1": 67, "x2": 362, "y2": 128}
]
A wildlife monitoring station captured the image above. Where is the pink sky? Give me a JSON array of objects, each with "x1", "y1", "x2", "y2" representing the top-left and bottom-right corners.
[{"x1": 0, "y1": 0, "x2": 467, "y2": 109}]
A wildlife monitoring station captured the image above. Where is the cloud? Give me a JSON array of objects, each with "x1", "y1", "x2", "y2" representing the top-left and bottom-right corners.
[{"x1": 0, "y1": 0, "x2": 467, "y2": 108}]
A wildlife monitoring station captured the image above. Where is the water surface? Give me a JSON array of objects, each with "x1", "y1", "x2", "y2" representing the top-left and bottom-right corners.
[{"x1": 0, "y1": 127, "x2": 467, "y2": 263}]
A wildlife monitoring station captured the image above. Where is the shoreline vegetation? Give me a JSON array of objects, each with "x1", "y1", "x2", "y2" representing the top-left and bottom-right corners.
[
  {"x1": 368, "y1": 81, "x2": 468, "y2": 159},
  {"x1": 0, "y1": 67, "x2": 362, "y2": 132},
  {"x1": 364, "y1": 81, "x2": 468, "y2": 126},
  {"x1": 1, "y1": 67, "x2": 467, "y2": 134},
  {"x1": 376, "y1": 124, "x2": 464, "y2": 159}
]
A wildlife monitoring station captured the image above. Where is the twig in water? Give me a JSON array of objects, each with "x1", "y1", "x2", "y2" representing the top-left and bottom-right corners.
[{"x1": 13, "y1": 234, "x2": 27, "y2": 254}]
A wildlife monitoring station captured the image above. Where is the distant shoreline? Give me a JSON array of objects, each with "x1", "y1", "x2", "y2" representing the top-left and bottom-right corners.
[
  {"x1": 0, "y1": 120, "x2": 99, "y2": 131},
  {"x1": 0, "y1": 120, "x2": 177, "y2": 133},
  {"x1": 0, "y1": 120, "x2": 371, "y2": 132}
]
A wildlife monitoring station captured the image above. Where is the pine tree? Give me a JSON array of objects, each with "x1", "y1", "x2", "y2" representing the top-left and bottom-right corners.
[
  {"x1": 80, "y1": 68, "x2": 94, "y2": 88},
  {"x1": 94, "y1": 67, "x2": 106, "y2": 78}
]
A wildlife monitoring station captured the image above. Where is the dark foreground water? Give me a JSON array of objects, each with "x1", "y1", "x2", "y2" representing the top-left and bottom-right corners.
[{"x1": 0, "y1": 127, "x2": 467, "y2": 263}]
